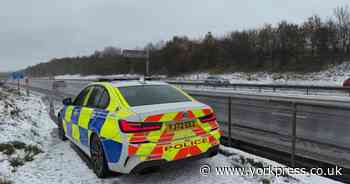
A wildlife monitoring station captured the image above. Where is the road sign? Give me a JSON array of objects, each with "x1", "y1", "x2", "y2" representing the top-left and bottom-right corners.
[
  {"x1": 122, "y1": 49, "x2": 150, "y2": 75},
  {"x1": 11, "y1": 72, "x2": 24, "y2": 80},
  {"x1": 123, "y1": 50, "x2": 148, "y2": 59}
]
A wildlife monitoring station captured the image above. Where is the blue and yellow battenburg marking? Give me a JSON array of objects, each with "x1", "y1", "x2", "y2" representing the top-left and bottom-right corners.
[{"x1": 63, "y1": 106, "x2": 123, "y2": 163}]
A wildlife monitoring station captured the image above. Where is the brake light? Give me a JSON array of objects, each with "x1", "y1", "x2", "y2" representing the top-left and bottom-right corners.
[
  {"x1": 119, "y1": 120, "x2": 162, "y2": 133},
  {"x1": 199, "y1": 113, "x2": 216, "y2": 123}
]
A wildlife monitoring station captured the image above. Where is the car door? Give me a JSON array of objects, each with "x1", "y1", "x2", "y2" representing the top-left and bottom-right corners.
[
  {"x1": 65, "y1": 86, "x2": 92, "y2": 142},
  {"x1": 86, "y1": 86, "x2": 110, "y2": 136},
  {"x1": 76, "y1": 86, "x2": 98, "y2": 148},
  {"x1": 86, "y1": 85, "x2": 125, "y2": 163}
]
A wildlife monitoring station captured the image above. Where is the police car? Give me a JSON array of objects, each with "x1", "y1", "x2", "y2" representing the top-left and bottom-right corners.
[{"x1": 57, "y1": 80, "x2": 221, "y2": 178}]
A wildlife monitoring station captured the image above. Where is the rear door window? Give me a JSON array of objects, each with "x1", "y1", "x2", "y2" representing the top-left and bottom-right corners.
[
  {"x1": 97, "y1": 89, "x2": 109, "y2": 109},
  {"x1": 87, "y1": 86, "x2": 102, "y2": 108},
  {"x1": 87, "y1": 86, "x2": 110, "y2": 109}
]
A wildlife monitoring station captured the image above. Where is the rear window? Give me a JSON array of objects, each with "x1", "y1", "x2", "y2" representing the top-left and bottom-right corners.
[{"x1": 118, "y1": 85, "x2": 191, "y2": 107}]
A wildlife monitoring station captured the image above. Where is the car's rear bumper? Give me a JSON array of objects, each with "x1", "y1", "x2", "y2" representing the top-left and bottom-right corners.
[
  {"x1": 108, "y1": 128, "x2": 221, "y2": 174},
  {"x1": 108, "y1": 144, "x2": 219, "y2": 174},
  {"x1": 131, "y1": 144, "x2": 219, "y2": 173}
]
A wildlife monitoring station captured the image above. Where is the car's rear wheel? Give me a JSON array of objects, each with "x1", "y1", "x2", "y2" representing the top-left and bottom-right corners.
[
  {"x1": 90, "y1": 135, "x2": 110, "y2": 178},
  {"x1": 58, "y1": 120, "x2": 67, "y2": 141}
]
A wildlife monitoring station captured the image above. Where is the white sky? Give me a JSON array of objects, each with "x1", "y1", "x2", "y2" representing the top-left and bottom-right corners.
[{"x1": 0, "y1": 0, "x2": 349, "y2": 71}]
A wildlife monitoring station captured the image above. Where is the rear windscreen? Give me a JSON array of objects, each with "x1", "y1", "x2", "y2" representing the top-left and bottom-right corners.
[{"x1": 118, "y1": 85, "x2": 191, "y2": 107}]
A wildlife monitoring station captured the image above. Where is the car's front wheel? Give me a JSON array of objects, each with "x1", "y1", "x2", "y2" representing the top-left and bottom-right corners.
[{"x1": 90, "y1": 135, "x2": 110, "y2": 178}]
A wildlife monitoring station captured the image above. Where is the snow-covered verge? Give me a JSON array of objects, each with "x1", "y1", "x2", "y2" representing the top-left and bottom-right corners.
[
  {"x1": 0, "y1": 87, "x2": 55, "y2": 183},
  {"x1": 174, "y1": 62, "x2": 350, "y2": 86},
  {"x1": 49, "y1": 62, "x2": 350, "y2": 87},
  {"x1": 0, "y1": 86, "x2": 344, "y2": 184}
]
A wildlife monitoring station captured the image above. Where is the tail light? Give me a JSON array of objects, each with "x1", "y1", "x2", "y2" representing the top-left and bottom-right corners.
[
  {"x1": 199, "y1": 113, "x2": 216, "y2": 123},
  {"x1": 119, "y1": 120, "x2": 162, "y2": 133}
]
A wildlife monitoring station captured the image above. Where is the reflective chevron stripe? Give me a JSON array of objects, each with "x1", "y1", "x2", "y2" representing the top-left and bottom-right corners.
[{"x1": 127, "y1": 108, "x2": 220, "y2": 161}]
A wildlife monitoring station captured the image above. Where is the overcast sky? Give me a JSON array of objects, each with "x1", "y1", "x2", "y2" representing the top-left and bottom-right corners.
[{"x1": 0, "y1": 0, "x2": 349, "y2": 72}]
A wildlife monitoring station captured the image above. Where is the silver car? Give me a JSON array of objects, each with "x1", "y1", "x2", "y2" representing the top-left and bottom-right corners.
[{"x1": 204, "y1": 76, "x2": 230, "y2": 85}]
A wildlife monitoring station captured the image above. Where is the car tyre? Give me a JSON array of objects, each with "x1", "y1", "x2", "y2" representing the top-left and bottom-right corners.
[
  {"x1": 90, "y1": 135, "x2": 110, "y2": 178},
  {"x1": 208, "y1": 148, "x2": 219, "y2": 157},
  {"x1": 58, "y1": 120, "x2": 67, "y2": 141}
]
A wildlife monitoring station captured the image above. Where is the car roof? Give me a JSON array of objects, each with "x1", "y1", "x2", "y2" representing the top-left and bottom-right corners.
[{"x1": 108, "y1": 80, "x2": 169, "y2": 88}]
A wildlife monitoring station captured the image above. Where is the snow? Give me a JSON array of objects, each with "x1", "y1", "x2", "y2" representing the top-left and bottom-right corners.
[
  {"x1": 0, "y1": 88, "x2": 56, "y2": 178},
  {"x1": 173, "y1": 61, "x2": 350, "y2": 87},
  {"x1": 219, "y1": 146, "x2": 343, "y2": 184},
  {"x1": 49, "y1": 62, "x2": 350, "y2": 88},
  {"x1": 0, "y1": 91, "x2": 53, "y2": 145},
  {"x1": 0, "y1": 86, "x2": 345, "y2": 184}
]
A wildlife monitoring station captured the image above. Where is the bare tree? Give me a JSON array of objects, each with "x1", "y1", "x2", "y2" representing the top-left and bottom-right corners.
[
  {"x1": 334, "y1": 5, "x2": 350, "y2": 53},
  {"x1": 102, "y1": 46, "x2": 122, "y2": 56}
]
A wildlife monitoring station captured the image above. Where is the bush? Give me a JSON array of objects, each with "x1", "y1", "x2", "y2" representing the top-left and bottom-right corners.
[
  {"x1": 25, "y1": 145, "x2": 43, "y2": 156},
  {"x1": 0, "y1": 141, "x2": 28, "y2": 155},
  {"x1": 0, "y1": 143, "x2": 15, "y2": 155},
  {"x1": 9, "y1": 141, "x2": 26, "y2": 150},
  {"x1": 9, "y1": 157, "x2": 24, "y2": 168}
]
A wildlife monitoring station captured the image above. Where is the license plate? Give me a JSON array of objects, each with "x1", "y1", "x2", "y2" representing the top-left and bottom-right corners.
[{"x1": 167, "y1": 120, "x2": 195, "y2": 131}]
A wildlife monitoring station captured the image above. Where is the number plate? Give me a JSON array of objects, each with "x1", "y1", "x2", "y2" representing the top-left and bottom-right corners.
[{"x1": 167, "y1": 120, "x2": 195, "y2": 131}]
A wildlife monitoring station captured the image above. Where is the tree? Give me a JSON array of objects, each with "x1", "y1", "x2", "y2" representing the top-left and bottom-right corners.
[{"x1": 334, "y1": 5, "x2": 350, "y2": 54}]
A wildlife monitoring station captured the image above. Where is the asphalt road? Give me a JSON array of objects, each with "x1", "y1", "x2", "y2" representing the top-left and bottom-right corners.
[{"x1": 24, "y1": 79, "x2": 350, "y2": 169}]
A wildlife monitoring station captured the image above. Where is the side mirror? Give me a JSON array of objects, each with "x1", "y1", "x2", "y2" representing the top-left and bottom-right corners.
[{"x1": 62, "y1": 98, "x2": 72, "y2": 106}]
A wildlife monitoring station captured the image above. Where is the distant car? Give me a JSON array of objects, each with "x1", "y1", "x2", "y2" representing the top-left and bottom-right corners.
[
  {"x1": 52, "y1": 80, "x2": 66, "y2": 89},
  {"x1": 0, "y1": 80, "x2": 4, "y2": 86},
  {"x1": 204, "y1": 76, "x2": 230, "y2": 85},
  {"x1": 343, "y1": 78, "x2": 350, "y2": 87},
  {"x1": 57, "y1": 80, "x2": 221, "y2": 177}
]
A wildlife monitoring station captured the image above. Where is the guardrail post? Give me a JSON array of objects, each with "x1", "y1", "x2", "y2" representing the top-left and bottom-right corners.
[
  {"x1": 49, "y1": 100, "x2": 54, "y2": 115},
  {"x1": 291, "y1": 102, "x2": 297, "y2": 167},
  {"x1": 17, "y1": 80, "x2": 20, "y2": 95},
  {"x1": 228, "y1": 97, "x2": 232, "y2": 146}
]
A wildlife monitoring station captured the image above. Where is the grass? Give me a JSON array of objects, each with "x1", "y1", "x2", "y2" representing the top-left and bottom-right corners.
[
  {"x1": 0, "y1": 177, "x2": 12, "y2": 184},
  {"x1": 9, "y1": 157, "x2": 24, "y2": 168},
  {"x1": 0, "y1": 141, "x2": 43, "y2": 169},
  {"x1": 261, "y1": 178, "x2": 272, "y2": 184},
  {"x1": 30, "y1": 129, "x2": 40, "y2": 137},
  {"x1": 10, "y1": 108, "x2": 21, "y2": 117},
  {"x1": 24, "y1": 144, "x2": 43, "y2": 161},
  {"x1": 0, "y1": 141, "x2": 28, "y2": 155},
  {"x1": 0, "y1": 143, "x2": 15, "y2": 155},
  {"x1": 10, "y1": 141, "x2": 26, "y2": 150},
  {"x1": 232, "y1": 155, "x2": 289, "y2": 179},
  {"x1": 242, "y1": 157, "x2": 264, "y2": 169},
  {"x1": 25, "y1": 145, "x2": 43, "y2": 155}
]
